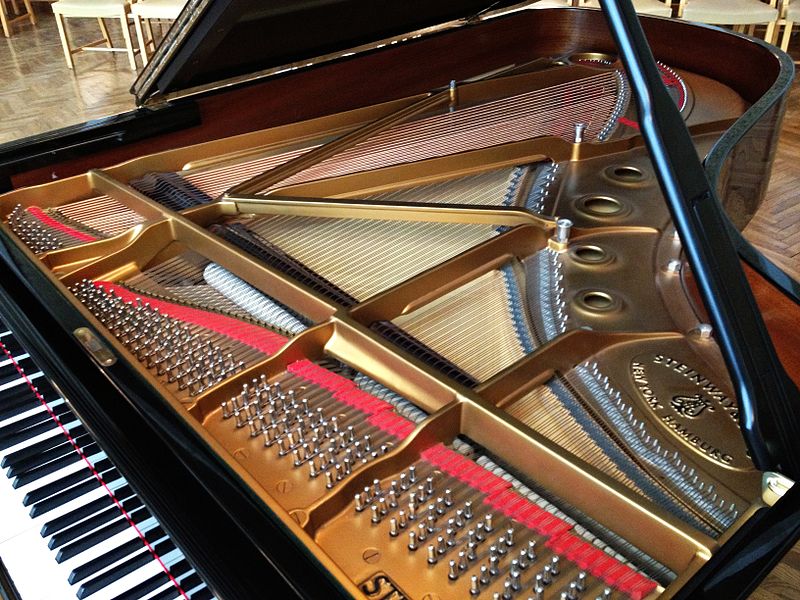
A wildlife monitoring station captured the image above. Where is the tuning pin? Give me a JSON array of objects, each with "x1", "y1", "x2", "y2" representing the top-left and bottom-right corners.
[
  {"x1": 408, "y1": 530, "x2": 418, "y2": 551},
  {"x1": 448, "y1": 560, "x2": 459, "y2": 581}
]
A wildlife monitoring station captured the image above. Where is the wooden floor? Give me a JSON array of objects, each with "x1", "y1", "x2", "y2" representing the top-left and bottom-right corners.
[{"x1": 0, "y1": 7, "x2": 798, "y2": 600}]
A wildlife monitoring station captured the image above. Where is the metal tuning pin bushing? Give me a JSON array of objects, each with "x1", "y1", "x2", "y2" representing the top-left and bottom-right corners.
[
  {"x1": 553, "y1": 217, "x2": 573, "y2": 248},
  {"x1": 574, "y1": 122, "x2": 588, "y2": 144}
]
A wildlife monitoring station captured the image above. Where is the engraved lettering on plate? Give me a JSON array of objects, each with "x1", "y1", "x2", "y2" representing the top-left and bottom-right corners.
[{"x1": 629, "y1": 354, "x2": 750, "y2": 470}]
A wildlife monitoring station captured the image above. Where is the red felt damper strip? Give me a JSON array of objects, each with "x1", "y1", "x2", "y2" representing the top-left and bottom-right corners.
[
  {"x1": 286, "y1": 360, "x2": 415, "y2": 439},
  {"x1": 94, "y1": 282, "x2": 288, "y2": 355},
  {"x1": 0, "y1": 341, "x2": 189, "y2": 600},
  {"x1": 27, "y1": 206, "x2": 98, "y2": 242}
]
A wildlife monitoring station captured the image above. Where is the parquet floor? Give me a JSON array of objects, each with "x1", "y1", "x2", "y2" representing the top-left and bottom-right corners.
[
  {"x1": 0, "y1": 4, "x2": 136, "y2": 144},
  {"x1": 0, "y1": 6, "x2": 798, "y2": 600}
]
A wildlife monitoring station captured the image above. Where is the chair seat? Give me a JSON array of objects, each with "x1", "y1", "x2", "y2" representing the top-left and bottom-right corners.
[
  {"x1": 52, "y1": 0, "x2": 129, "y2": 17},
  {"x1": 130, "y1": 0, "x2": 184, "y2": 20},
  {"x1": 530, "y1": 0, "x2": 573, "y2": 8},
  {"x1": 681, "y1": 0, "x2": 778, "y2": 24},
  {"x1": 583, "y1": 0, "x2": 671, "y2": 17},
  {"x1": 787, "y1": 3, "x2": 800, "y2": 20}
]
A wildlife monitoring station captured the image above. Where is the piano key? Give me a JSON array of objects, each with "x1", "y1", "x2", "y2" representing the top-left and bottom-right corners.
[
  {"x1": 0, "y1": 383, "x2": 42, "y2": 421},
  {"x1": 0, "y1": 370, "x2": 43, "y2": 394},
  {"x1": 14, "y1": 442, "x2": 101, "y2": 488},
  {"x1": 0, "y1": 399, "x2": 69, "y2": 442},
  {"x1": 89, "y1": 548, "x2": 183, "y2": 600},
  {"x1": 0, "y1": 336, "x2": 23, "y2": 356},
  {"x1": 51, "y1": 495, "x2": 144, "y2": 550},
  {"x1": 6, "y1": 430, "x2": 91, "y2": 476},
  {"x1": 112, "y1": 555, "x2": 192, "y2": 600},
  {"x1": 0, "y1": 410, "x2": 76, "y2": 451},
  {"x1": 0, "y1": 332, "x2": 214, "y2": 600},
  {"x1": 69, "y1": 525, "x2": 166, "y2": 584},
  {"x1": 0, "y1": 425, "x2": 86, "y2": 467},
  {"x1": 26, "y1": 457, "x2": 114, "y2": 506},
  {"x1": 56, "y1": 508, "x2": 151, "y2": 563},
  {"x1": 0, "y1": 356, "x2": 34, "y2": 387},
  {"x1": 41, "y1": 484, "x2": 135, "y2": 537},
  {"x1": 78, "y1": 539, "x2": 177, "y2": 599},
  {"x1": 31, "y1": 467, "x2": 123, "y2": 517}
]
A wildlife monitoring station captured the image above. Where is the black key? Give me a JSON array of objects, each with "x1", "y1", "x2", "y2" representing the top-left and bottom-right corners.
[
  {"x1": 0, "y1": 411, "x2": 76, "y2": 451},
  {"x1": 0, "y1": 336, "x2": 23, "y2": 357},
  {"x1": 41, "y1": 484, "x2": 134, "y2": 537},
  {"x1": 24, "y1": 457, "x2": 114, "y2": 506},
  {"x1": 190, "y1": 586, "x2": 213, "y2": 600},
  {"x1": 7, "y1": 431, "x2": 91, "y2": 477},
  {"x1": 110, "y1": 557, "x2": 193, "y2": 600},
  {"x1": 31, "y1": 468, "x2": 122, "y2": 519},
  {"x1": 50, "y1": 495, "x2": 143, "y2": 550},
  {"x1": 56, "y1": 510, "x2": 143, "y2": 563},
  {"x1": 0, "y1": 384, "x2": 38, "y2": 421},
  {"x1": 0, "y1": 400, "x2": 70, "y2": 443},
  {"x1": 14, "y1": 441, "x2": 98, "y2": 488},
  {"x1": 0, "y1": 356, "x2": 34, "y2": 386},
  {"x1": 70, "y1": 525, "x2": 166, "y2": 585},
  {"x1": 77, "y1": 538, "x2": 176, "y2": 600},
  {"x1": 179, "y1": 573, "x2": 203, "y2": 596},
  {"x1": 0, "y1": 425, "x2": 86, "y2": 467}
]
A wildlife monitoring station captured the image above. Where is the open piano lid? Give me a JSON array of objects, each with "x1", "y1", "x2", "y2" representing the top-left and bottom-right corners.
[{"x1": 132, "y1": 0, "x2": 527, "y2": 106}]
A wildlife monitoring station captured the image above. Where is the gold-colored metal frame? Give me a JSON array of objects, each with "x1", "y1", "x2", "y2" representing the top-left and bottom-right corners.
[{"x1": 0, "y1": 58, "x2": 770, "y2": 600}]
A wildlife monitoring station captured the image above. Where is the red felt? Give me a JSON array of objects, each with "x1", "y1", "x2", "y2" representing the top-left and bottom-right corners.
[{"x1": 28, "y1": 206, "x2": 98, "y2": 242}]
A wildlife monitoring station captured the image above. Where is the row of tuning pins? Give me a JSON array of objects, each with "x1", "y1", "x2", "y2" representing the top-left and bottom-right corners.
[
  {"x1": 74, "y1": 281, "x2": 243, "y2": 395},
  {"x1": 7, "y1": 204, "x2": 63, "y2": 253},
  {"x1": 223, "y1": 377, "x2": 390, "y2": 487}
]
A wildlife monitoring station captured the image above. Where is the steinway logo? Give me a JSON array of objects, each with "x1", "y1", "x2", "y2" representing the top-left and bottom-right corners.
[
  {"x1": 670, "y1": 394, "x2": 714, "y2": 419},
  {"x1": 360, "y1": 573, "x2": 408, "y2": 600},
  {"x1": 629, "y1": 353, "x2": 750, "y2": 469}
]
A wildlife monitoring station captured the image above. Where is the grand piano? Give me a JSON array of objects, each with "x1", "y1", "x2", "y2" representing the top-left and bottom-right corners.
[{"x1": 0, "y1": 1, "x2": 798, "y2": 598}]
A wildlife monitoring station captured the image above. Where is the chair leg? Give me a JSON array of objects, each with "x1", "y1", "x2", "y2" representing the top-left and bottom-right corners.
[
  {"x1": 144, "y1": 18, "x2": 154, "y2": 48},
  {"x1": 781, "y1": 20, "x2": 794, "y2": 51},
  {"x1": 119, "y1": 13, "x2": 137, "y2": 70},
  {"x1": 54, "y1": 12, "x2": 74, "y2": 69},
  {"x1": 133, "y1": 14, "x2": 149, "y2": 67},
  {"x1": 23, "y1": 0, "x2": 34, "y2": 25},
  {"x1": 9, "y1": 0, "x2": 18, "y2": 15},
  {"x1": 0, "y1": 1, "x2": 11, "y2": 37},
  {"x1": 96, "y1": 17, "x2": 112, "y2": 47},
  {"x1": 765, "y1": 19, "x2": 777, "y2": 43}
]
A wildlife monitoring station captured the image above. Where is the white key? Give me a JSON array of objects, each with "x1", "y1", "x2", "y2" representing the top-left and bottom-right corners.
[{"x1": 0, "y1": 371, "x2": 43, "y2": 393}]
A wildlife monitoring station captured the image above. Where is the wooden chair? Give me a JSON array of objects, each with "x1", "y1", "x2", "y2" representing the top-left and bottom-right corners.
[
  {"x1": 581, "y1": 0, "x2": 673, "y2": 17},
  {"x1": 130, "y1": 0, "x2": 185, "y2": 66},
  {"x1": 677, "y1": 0, "x2": 780, "y2": 41},
  {"x1": 51, "y1": 0, "x2": 137, "y2": 70},
  {"x1": 778, "y1": 0, "x2": 800, "y2": 50},
  {"x1": 0, "y1": 0, "x2": 35, "y2": 37},
  {"x1": 530, "y1": 1, "x2": 580, "y2": 8}
]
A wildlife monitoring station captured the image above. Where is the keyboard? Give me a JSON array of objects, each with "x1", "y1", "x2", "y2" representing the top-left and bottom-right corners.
[{"x1": 0, "y1": 323, "x2": 215, "y2": 600}]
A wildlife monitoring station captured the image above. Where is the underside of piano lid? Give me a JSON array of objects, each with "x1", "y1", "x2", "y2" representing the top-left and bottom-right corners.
[{"x1": 1, "y1": 3, "x2": 798, "y2": 599}]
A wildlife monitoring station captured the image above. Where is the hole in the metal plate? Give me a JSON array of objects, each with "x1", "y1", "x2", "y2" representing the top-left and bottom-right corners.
[
  {"x1": 611, "y1": 166, "x2": 645, "y2": 181},
  {"x1": 582, "y1": 291, "x2": 614, "y2": 310},
  {"x1": 572, "y1": 245, "x2": 608, "y2": 263},
  {"x1": 582, "y1": 196, "x2": 623, "y2": 215}
]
